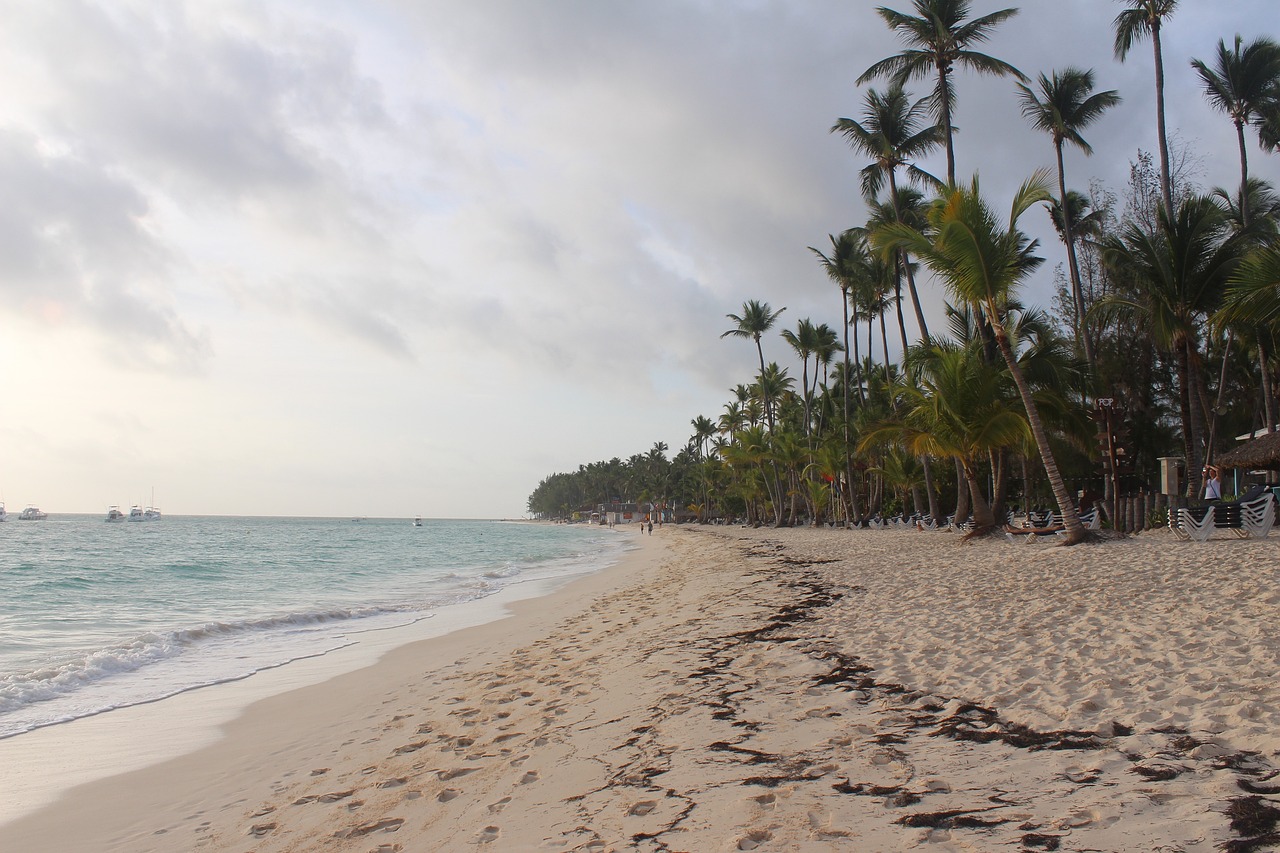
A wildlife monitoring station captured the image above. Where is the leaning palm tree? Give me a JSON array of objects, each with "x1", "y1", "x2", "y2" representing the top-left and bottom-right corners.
[
  {"x1": 1113, "y1": 0, "x2": 1179, "y2": 215},
  {"x1": 858, "y1": 0, "x2": 1024, "y2": 185},
  {"x1": 721, "y1": 300, "x2": 786, "y2": 429},
  {"x1": 1191, "y1": 34, "x2": 1280, "y2": 228},
  {"x1": 877, "y1": 171, "x2": 1091, "y2": 543},
  {"x1": 1017, "y1": 67, "x2": 1121, "y2": 369},
  {"x1": 832, "y1": 82, "x2": 943, "y2": 341}
]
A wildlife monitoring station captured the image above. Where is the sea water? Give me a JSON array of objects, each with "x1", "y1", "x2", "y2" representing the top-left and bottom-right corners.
[{"x1": 0, "y1": 516, "x2": 625, "y2": 741}]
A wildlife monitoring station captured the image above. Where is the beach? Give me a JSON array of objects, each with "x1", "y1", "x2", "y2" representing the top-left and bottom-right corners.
[{"x1": 4, "y1": 524, "x2": 1280, "y2": 851}]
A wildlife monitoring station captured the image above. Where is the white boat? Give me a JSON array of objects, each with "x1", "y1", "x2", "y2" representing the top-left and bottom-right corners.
[
  {"x1": 144, "y1": 506, "x2": 162, "y2": 521},
  {"x1": 19, "y1": 506, "x2": 47, "y2": 521},
  {"x1": 413, "y1": 516, "x2": 423, "y2": 527},
  {"x1": 106, "y1": 506, "x2": 125, "y2": 522},
  {"x1": 127, "y1": 505, "x2": 145, "y2": 522},
  {"x1": 0, "y1": 502, "x2": 6, "y2": 522}
]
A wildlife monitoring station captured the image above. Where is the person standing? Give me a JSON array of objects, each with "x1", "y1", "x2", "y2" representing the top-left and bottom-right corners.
[{"x1": 1204, "y1": 466, "x2": 1223, "y2": 501}]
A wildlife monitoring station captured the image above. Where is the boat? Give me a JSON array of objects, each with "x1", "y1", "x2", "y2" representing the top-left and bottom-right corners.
[
  {"x1": 413, "y1": 516, "x2": 423, "y2": 527},
  {"x1": 144, "y1": 506, "x2": 162, "y2": 521},
  {"x1": 18, "y1": 506, "x2": 47, "y2": 520},
  {"x1": 127, "y1": 505, "x2": 145, "y2": 522},
  {"x1": 105, "y1": 506, "x2": 125, "y2": 522},
  {"x1": 0, "y1": 502, "x2": 6, "y2": 522}
]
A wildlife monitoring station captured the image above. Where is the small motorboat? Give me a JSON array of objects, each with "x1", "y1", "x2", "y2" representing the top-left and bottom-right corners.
[
  {"x1": 106, "y1": 506, "x2": 125, "y2": 522},
  {"x1": 127, "y1": 505, "x2": 145, "y2": 522},
  {"x1": 0, "y1": 502, "x2": 6, "y2": 522},
  {"x1": 19, "y1": 506, "x2": 47, "y2": 521},
  {"x1": 144, "y1": 506, "x2": 162, "y2": 521},
  {"x1": 413, "y1": 516, "x2": 423, "y2": 527}
]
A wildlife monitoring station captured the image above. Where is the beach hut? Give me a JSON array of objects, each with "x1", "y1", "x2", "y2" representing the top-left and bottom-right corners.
[{"x1": 1217, "y1": 430, "x2": 1280, "y2": 471}]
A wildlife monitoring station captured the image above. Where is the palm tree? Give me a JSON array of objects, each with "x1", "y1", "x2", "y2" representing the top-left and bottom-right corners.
[
  {"x1": 809, "y1": 232, "x2": 867, "y2": 523},
  {"x1": 832, "y1": 83, "x2": 943, "y2": 342},
  {"x1": 1099, "y1": 195, "x2": 1246, "y2": 494},
  {"x1": 721, "y1": 300, "x2": 786, "y2": 429},
  {"x1": 877, "y1": 172, "x2": 1090, "y2": 543},
  {"x1": 858, "y1": 0, "x2": 1024, "y2": 186},
  {"x1": 1017, "y1": 67, "x2": 1121, "y2": 369},
  {"x1": 1191, "y1": 35, "x2": 1280, "y2": 228},
  {"x1": 781, "y1": 318, "x2": 822, "y2": 437},
  {"x1": 862, "y1": 341, "x2": 1030, "y2": 531},
  {"x1": 1113, "y1": 0, "x2": 1179, "y2": 215}
]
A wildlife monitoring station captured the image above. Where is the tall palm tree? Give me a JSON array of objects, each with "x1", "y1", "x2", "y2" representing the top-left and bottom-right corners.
[
  {"x1": 721, "y1": 300, "x2": 786, "y2": 429},
  {"x1": 858, "y1": 0, "x2": 1024, "y2": 186},
  {"x1": 1017, "y1": 67, "x2": 1121, "y2": 369},
  {"x1": 832, "y1": 83, "x2": 943, "y2": 342},
  {"x1": 1113, "y1": 0, "x2": 1179, "y2": 215},
  {"x1": 1191, "y1": 35, "x2": 1280, "y2": 228},
  {"x1": 781, "y1": 318, "x2": 823, "y2": 437},
  {"x1": 809, "y1": 232, "x2": 866, "y2": 522},
  {"x1": 877, "y1": 172, "x2": 1090, "y2": 543}
]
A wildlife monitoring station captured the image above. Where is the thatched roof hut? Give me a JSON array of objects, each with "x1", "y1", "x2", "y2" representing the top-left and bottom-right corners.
[{"x1": 1217, "y1": 430, "x2": 1280, "y2": 470}]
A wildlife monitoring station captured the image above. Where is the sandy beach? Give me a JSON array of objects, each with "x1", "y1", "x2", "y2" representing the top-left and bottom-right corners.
[{"x1": 5, "y1": 524, "x2": 1280, "y2": 851}]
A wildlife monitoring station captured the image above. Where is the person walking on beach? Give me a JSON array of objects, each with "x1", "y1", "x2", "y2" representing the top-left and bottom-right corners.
[{"x1": 647, "y1": 519, "x2": 653, "y2": 535}]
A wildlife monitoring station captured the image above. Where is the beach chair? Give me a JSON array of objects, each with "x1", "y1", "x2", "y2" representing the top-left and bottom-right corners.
[
  {"x1": 1240, "y1": 492, "x2": 1276, "y2": 539},
  {"x1": 1171, "y1": 505, "x2": 1217, "y2": 541}
]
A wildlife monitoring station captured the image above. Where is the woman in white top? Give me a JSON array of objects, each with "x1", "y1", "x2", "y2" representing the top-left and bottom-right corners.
[{"x1": 1204, "y1": 465, "x2": 1222, "y2": 501}]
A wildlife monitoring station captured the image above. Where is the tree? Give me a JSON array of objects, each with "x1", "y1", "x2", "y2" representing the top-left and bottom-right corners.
[
  {"x1": 1017, "y1": 67, "x2": 1121, "y2": 369},
  {"x1": 862, "y1": 340, "x2": 1029, "y2": 531},
  {"x1": 832, "y1": 83, "x2": 943, "y2": 342},
  {"x1": 1191, "y1": 34, "x2": 1280, "y2": 228},
  {"x1": 877, "y1": 172, "x2": 1091, "y2": 543},
  {"x1": 859, "y1": 0, "x2": 1024, "y2": 186},
  {"x1": 1099, "y1": 195, "x2": 1246, "y2": 493},
  {"x1": 1113, "y1": 0, "x2": 1179, "y2": 215},
  {"x1": 721, "y1": 300, "x2": 786, "y2": 429}
]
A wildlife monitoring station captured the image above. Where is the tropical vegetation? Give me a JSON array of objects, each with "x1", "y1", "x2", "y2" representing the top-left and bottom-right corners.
[{"x1": 529, "y1": 2, "x2": 1280, "y2": 544}]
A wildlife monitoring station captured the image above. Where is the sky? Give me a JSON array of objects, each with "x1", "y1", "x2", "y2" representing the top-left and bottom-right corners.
[{"x1": 0, "y1": 0, "x2": 1277, "y2": 519}]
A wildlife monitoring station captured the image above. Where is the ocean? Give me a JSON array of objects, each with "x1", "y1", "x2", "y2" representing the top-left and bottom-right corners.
[{"x1": 0, "y1": 516, "x2": 626, "y2": 742}]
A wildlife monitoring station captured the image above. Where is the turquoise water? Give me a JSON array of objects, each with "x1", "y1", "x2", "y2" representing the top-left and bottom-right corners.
[{"x1": 0, "y1": 516, "x2": 624, "y2": 739}]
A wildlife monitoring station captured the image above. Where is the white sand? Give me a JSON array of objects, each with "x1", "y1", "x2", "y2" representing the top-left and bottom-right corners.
[{"x1": 3, "y1": 525, "x2": 1279, "y2": 851}]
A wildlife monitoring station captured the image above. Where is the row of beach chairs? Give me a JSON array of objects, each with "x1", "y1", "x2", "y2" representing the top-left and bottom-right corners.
[{"x1": 1168, "y1": 488, "x2": 1276, "y2": 542}]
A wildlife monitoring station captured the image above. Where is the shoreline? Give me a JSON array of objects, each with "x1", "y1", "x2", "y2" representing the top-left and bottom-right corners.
[
  {"x1": 4, "y1": 525, "x2": 1279, "y2": 850},
  {"x1": 0, "y1": 529, "x2": 636, "y2": 829}
]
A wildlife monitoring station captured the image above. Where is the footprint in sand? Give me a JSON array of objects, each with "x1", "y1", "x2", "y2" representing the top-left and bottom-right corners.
[
  {"x1": 438, "y1": 767, "x2": 478, "y2": 781},
  {"x1": 377, "y1": 777, "x2": 408, "y2": 790},
  {"x1": 247, "y1": 822, "x2": 277, "y2": 838},
  {"x1": 520, "y1": 770, "x2": 540, "y2": 784},
  {"x1": 478, "y1": 825, "x2": 501, "y2": 844},
  {"x1": 627, "y1": 801, "x2": 656, "y2": 816},
  {"x1": 736, "y1": 829, "x2": 772, "y2": 850},
  {"x1": 437, "y1": 789, "x2": 461, "y2": 803},
  {"x1": 488, "y1": 797, "x2": 512, "y2": 814}
]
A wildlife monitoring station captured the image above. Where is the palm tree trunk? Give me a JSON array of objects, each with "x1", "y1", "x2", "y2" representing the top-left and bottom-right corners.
[
  {"x1": 1056, "y1": 140, "x2": 1096, "y2": 369},
  {"x1": 1237, "y1": 119, "x2": 1251, "y2": 228},
  {"x1": 992, "y1": 320, "x2": 1086, "y2": 543},
  {"x1": 889, "y1": 172, "x2": 930, "y2": 342},
  {"x1": 953, "y1": 457, "x2": 970, "y2": 525},
  {"x1": 937, "y1": 62, "x2": 956, "y2": 186},
  {"x1": 880, "y1": 310, "x2": 892, "y2": 386},
  {"x1": 1153, "y1": 22, "x2": 1173, "y2": 214},
  {"x1": 1175, "y1": 340, "x2": 1201, "y2": 498},
  {"x1": 963, "y1": 461, "x2": 997, "y2": 530},
  {"x1": 1261, "y1": 332, "x2": 1277, "y2": 433},
  {"x1": 921, "y1": 455, "x2": 940, "y2": 521}
]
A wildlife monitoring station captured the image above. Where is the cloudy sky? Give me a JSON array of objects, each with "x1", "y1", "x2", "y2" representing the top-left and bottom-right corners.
[{"x1": 0, "y1": 0, "x2": 1276, "y2": 518}]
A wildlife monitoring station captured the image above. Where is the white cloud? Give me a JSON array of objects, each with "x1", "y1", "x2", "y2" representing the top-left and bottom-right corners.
[{"x1": 0, "y1": 0, "x2": 1275, "y2": 515}]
